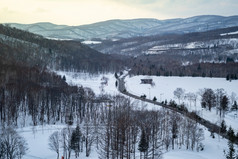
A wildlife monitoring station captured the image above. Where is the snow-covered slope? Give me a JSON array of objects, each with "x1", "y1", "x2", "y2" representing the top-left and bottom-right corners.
[
  {"x1": 145, "y1": 38, "x2": 238, "y2": 55},
  {"x1": 7, "y1": 15, "x2": 238, "y2": 40}
]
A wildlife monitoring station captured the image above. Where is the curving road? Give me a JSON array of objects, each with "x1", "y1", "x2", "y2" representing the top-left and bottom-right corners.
[{"x1": 117, "y1": 74, "x2": 234, "y2": 143}]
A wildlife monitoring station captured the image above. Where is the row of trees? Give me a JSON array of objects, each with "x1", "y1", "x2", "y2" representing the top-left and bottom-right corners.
[
  {"x1": 201, "y1": 88, "x2": 237, "y2": 117},
  {"x1": 129, "y1": 54, "x2": 238, "y2": 79},
  {"x1": 48, "y1": 95, "x2": 204, "y2": 159},
  {"x1": 173, "y1": 87, "x2": 237, "y2": 117}
]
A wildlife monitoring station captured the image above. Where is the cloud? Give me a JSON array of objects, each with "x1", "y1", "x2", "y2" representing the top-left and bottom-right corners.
[
  {"x1": 111, "y1": 0, "x2": 157, "y2": 5},
  {"x1": 129, "y1": 0, "x2": 238, "y2": 19},
  {"x1": 0, "y1": 0, "x2": 237, "y2": 25},
  {"x1": 34, "y1": 8, "x2": 49, "y2": 13}
]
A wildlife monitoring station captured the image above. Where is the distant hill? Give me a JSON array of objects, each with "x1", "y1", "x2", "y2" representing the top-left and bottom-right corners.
[
  {"x1": 91, "y1": 26, "x2": 238, "y2": 56},
  {"x1": 7, "y1": 15, "x2": 238, "y2": 40},
  {"x1": 0, "y1": 24, "x2": 125, "y2": 73}
]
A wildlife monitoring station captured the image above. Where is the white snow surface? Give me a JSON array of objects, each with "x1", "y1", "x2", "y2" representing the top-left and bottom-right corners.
[
  {"x1": 20, "y1": 125, "x2": 230, "y2": 159},
  {"x1": 19, "y1": 72, "x2": 238, "y2": 159},
  {"x1": 220, "y1": 31, "x2": 238, "y2": 36},
  {"x1": 145, "y1": 38, "x2": 238, "y2": 55},
  {"x1": 164, "y1": 128, "x2": 229, "y2": 159},
  {"x1": 82, "y1": 40, "x2": 102, "y2": 44},
  {"x1": 125, "y1": 75, "x2": 238, "y2": 132},
  {"x1": 56, "y1": 71, "x2": 118, "y2": 96},
  {"x1": 20, "y1": 125, "x2": 99, "y2": 159},
  {"x1": 55, "y1": 71, "x2": 160, "y2": 111}
]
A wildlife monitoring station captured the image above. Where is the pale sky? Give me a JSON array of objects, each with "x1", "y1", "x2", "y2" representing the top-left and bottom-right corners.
[{"x1": 0, "y1": 0, "x2": 238, "y2": 26}]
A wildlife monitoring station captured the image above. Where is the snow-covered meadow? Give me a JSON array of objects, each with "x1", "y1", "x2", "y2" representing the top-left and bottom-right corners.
[
  {"x1": 56, "y1": 71, "x2": 118, "y2": 96},
  {"x1": 125, "y1": 75, "x2": 238, "y2": 132},
  {"x1": 19, "y1": 72, "x2": 238, "y2": 159}
]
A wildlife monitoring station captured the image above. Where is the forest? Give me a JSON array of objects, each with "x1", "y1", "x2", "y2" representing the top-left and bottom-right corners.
[
  {"x1": 0, "y1": 24, "x2": 126, "y2": 73},
  {"x1": 129, "y1": 54, "x2": 238, "y2": 79},
  {"x1": 1, "y1": 24, "x2": 238, "y2": 159}
]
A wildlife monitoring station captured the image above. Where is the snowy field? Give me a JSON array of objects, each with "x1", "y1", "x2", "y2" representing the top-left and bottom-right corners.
[
  {"x1": 125, "y1": 75, "x2": 238, "y2": 132},
  {"x1": 56, "y1": 71, "x2": 161, "y2": 110},
  {"x1": 56, "y1": 71, "x2": 118, "y2": 96},
  {"x1": 19, "y1": 72, "x2": 237, "y2": 159}
]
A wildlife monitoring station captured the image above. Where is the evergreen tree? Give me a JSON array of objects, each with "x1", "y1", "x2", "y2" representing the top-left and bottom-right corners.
[
  {"x1": 221, "y1": 95, "x2": 229, "y2": 114},
  {"x1": 71, "y1": 124, "x2": 82, "y2": 158},
  {"x1": 138, "y1": 130, "x2": 149, "y2": 159},
  {"x1": 236, "y1": 132, "x2": 238, "y2": 142},
  {"x1": 62, "y1": 75, "x2": 66, "y2": 82},
  {"x1": 225, "y1": 141, "x2": 236, "y2": 159},
  {"x1": 220, "y1": 120, "x2": 227, "y2": 134},
  {"x1": 227, "y1": 127, "x2": 235, "y2": 143},
  {"x1": 226, "y1": 74, "x2": 230, "y2": 81}
]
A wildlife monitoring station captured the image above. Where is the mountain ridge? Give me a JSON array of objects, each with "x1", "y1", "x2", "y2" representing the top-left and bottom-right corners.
[{"x1": 6, "y1": 15, "x2": 238, "y2": 40}]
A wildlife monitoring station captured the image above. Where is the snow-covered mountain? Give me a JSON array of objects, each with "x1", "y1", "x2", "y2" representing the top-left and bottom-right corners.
[
  {"x1": 90, "y1": 26, "x2": 238, "y2": 58},
  {"x1": 7, "y1": 15, "x2": 238, "y2": 40}
]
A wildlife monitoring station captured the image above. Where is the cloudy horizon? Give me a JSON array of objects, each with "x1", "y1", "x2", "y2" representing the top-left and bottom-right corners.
[{"x1": 1, "y1": 0, "x2": 238, "y2": 26}]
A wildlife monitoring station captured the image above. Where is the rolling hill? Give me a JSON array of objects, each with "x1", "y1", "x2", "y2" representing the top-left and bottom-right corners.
[{"x1": 7, "y1": 15, "x2": 238, "y2": 40}]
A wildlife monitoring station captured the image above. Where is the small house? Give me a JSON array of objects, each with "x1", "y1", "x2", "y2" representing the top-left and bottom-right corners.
[{"x1": 141, "y1": 79, "x2": 153, "y2": 84}]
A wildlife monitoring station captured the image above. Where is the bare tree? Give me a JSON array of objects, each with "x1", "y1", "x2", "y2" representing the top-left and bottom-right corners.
[
  {"x1": 84, "y1": 118, "x2": 94, "y2": 157},
  {"x1": 230, "y1": 92, "x2": 237, "y2": 106},
  {"x1": 49, "y1": 131, "x2": 60, "y2": 159},
  {"x1": 185, "y1": 92, "x2": 196, "y2": 108},
  {"x1": 215, "y1": 88, "x2": 226, "y2": 116},
  {"x1": 174, "y1": 88, "x2": 185, "y2": 104},
  {"x1": 0, "y1": 127, "x2": 28, "y2": 159},
  {"x1": 61, "y1": 127, "x2": 73, "y2": 159},
  {"x1": 195, "y1": 128, "x2": 204, "y2": 152},
  {"x1": 170, "y1": 111, "x2": 180, "y2": 150}
]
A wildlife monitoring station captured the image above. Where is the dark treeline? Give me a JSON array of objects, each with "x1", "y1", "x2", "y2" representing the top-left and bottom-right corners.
[
  {"x1": 129, "y1": 54, "x2": 238, "y2": 78},
  {"x1": 0, "y1": 24, "x2": 127, "y2": 74},
  {"x1": 0, "y1": 60, "x2": 91, "y2": 127}
]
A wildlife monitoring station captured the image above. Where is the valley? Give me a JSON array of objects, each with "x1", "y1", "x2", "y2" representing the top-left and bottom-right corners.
[
  {"x1": 1, "y1": 15, "x2": 238, "y2": 159},
  {"x1": 17, "y1": 71, "x2": 238, "y2": 159}
]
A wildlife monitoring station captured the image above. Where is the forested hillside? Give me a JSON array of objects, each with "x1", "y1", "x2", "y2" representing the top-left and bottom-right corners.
[
  {"x1": 0, "y1": 24, "x2": 126, "y2": 127},
  {"x1": 0, "y1": 24, "x2": 126, "y2": 73},
  {"x1": 129, "y1": 55, "x2": 238, "y2": 79}
]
